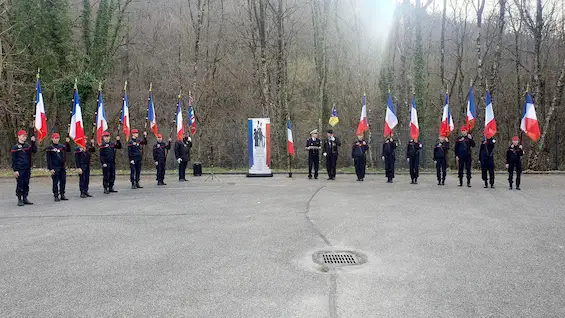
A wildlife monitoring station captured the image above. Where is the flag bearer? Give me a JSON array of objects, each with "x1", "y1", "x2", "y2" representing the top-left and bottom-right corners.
[
  {"x1": 352, "y1": 134, "x2": 369, "y2": 181},
  {"x1": 45, "y1": 133, "x2": 71, "y2": 201},
  {"x1": 175, "y1": 135, "x2": 192, "y2": 181},
  {"x1": 153, "y1": 134, "x2": 171, "y2": 185},
  {"x1": 406, "y1": 138, "x2": 422, "y2": 184},
  {"x1": 455, "y1": 126, "x2": 476, "y2": 187},
  {"x1": 382, "y1": 134, "x2": 398, "y2": 183},
  {"x1": 305, "y1": 129, "x2": 322, "y2": 179},
  {"x1": 75, "y1": 139, "x2": 96, "y2": 198},
  {"x1": 506, "y1": 136, "x2": 524, "y2": 190},
  {"x1": 100, "y1": 131, "x2": 122, "y2": 194},
  {"x1": 128, "y1": 129, "x2": 147, "y2": 189},
  {"x1": 11, "y1": 130, "x2": 37, "y2": 206},
  {"x1": 433, "y1": 135, "x2": 450, "y2": 185},
  {"x1": 323, "y1": 129, "x2": 341, "y2": 180},
  {"x1": 479, "y1": 136, "x2": 496, "y2": 188}
]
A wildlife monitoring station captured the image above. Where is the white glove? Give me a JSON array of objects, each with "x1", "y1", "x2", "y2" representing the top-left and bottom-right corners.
[
  {"x1": 155, "y1": 161, "x2": 159, "y2": 166},
  {"x1": 130, "y1": 160, "x2": 134, "y2": 164},
  {"x1": 78, "y1": 168, "x2": 83, "y2": 175},
  {"x1": 188, "y1": 137, "x2": 192, "y2": 142},
  {"x1": 102, "y1": 164, "x2": 107, "y2": 168},
  {"x1": 330, "y1": 136, "x2": 335, "y2": 141},
  {"x1": 505, "y1": 164, "x2": 509, "y2": 168},
  {"x1": 177, "y1": 158, "x2": 182, "y2": 163},
  {"x1": 323, "y1": 153, "x2": 327, "y2": 157},
  {"x1": 519, "y1": 145, "x2": 523, "y2": 149},
  {"x1": 382, "y1": 156, "x2": 385, "y2": 161},
  {"x1": 468, "y1": 134, "x2": 472, "y2": 139},
  {"x1": 407, "y1": 158, "x2": 410, "y2": 162}
]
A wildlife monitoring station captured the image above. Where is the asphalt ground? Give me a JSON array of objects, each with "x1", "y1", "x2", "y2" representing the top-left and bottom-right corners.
[{"x1": 1, "y1": 172, "x2": 564, "y2": 317}]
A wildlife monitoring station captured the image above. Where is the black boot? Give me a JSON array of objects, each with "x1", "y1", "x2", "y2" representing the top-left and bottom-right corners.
[
  {"x1": 23, "y1": 196, "x2": 33, "y2": 205},
  {"x1": 516, "y1": 185, "x2": 521, "y2": 190},
  {"x1": 85, "y1": 192, "x2": 93, "y2": 197},
  {"x1": 490, "y1": 184, "x2": 495, "y2": 189},
  {"x1": 458, "y1": 179, "x2": 463, "y2": 187},
  {"x1": 509, "y1": 184, "x2": 513, "y2": 190},
  {"x1": 438, "y1": 180, "x2": 441, "y2": 185},
  {"x1": 441, "y1": 180, "x2": 445, "y2": 185},
  {"x1": 136, "y1": 183, "x2": 143, "y2": 189},
  {"x1": 60, "y1": 194, "x2": 68, "y2": 201},
  {"x1": 80, "y1": 193, "x2": 87, "y2": 198},
  {"x1": 467, "y1": 180, "x2": 472, "y2": 188},
  {"x1": 414, "y1": 178, "x2": 418, "y2": 184},
  {"x1": 104, "y1": 188, "x2": 110, "y2": 194},
  {"x1": 109, "y1": 187, "x2": 118, "y2": 193},
  {"x1": 484, "y1": 181, "x2": 488, "y2": 188},
  {"x1": 131, "y1": 184, "x2": 137, "y2": 189},
  {"x1": 17, "y1": 195, "x2": 24, "y2": 206},
  {"x1": 54, "y1": 195, "x2": 60, "y2": 202}
]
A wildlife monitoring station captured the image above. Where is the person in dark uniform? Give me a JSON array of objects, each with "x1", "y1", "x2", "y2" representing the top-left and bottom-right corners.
[
  {"x1": 175, "y1": 135, "x2": 192, "y2": 181},
  {"x1": 75, "y1": 138, "x2": 96, "y2": 198},
  {"x1": 352, "y1": 134, "x2": 369, "y2": 181},
  {"x1": 45, "y1": 133, "x2": 71, "y2": 201},
  {"x1": 506, "y1": 136, "x2": 524, "y2": 190},
  {"x1": 128, "y1": 129, "x2": 148, "y2": 189},
  {"x1": 454, "y1": 126, "x2": 476, "y2": 187},
  {"x1": 11, "y1": 130, "x2": 37, "y2": 206},
  {"x1": 433, "y1": 135, "x2": 450, "y2": 185},
  {"x1": 153, "y1": 133, "x2": 172, "y2": 185},
  {"x1": 323, "y1": 129, "x2": 341, "y2": 180},
  {"x1": 406, "y1": 138, "x2": 422, "y2": 184},
  {"x1": 479, "y1": 135, "x2": 497, "y2": 188},
  {"x1": 305, "y1": 129, "x2": 321, "y2": 179},
  {"x1": 99, "y1": 131, "x2": 122, "y2": 194},
  {"x1": 382, "y1": 134, "x2": 398, "y2": 183}
]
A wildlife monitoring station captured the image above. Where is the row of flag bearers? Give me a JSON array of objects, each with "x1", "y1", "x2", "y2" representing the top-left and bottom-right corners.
[
  {"x1": 301, "y1": 127, "x2": 524, "y2": 190},
  {"x1": 10, "y1": 128, "x2": 193, "y2": 206}
]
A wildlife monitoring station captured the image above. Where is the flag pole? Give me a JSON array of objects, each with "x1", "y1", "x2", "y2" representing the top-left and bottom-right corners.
[
  {"x1": 288, "y1": 117, "x2": 292, "y2": 178},
  {"x1": 118, "y1": 81, "x2": 127, "y2": 137},
  {"x1": 68, "y1": 78, "x2": 78, "y2": 136},
  {"x1": 32, "y1": 68, "x2": 40, "y2": 141},
  {"x1": 93, "y1": 81, "x2": 101, "y2": 143}
]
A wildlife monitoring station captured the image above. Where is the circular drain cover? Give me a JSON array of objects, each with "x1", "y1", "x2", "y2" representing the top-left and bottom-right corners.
[{"x1": 313, "y1": 250, "x2": 367, "y2": 268}]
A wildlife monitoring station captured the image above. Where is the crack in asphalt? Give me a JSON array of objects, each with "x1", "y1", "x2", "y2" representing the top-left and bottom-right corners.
[
  {"x1": 304, "y1": 185, "x2": 338, "y2": 318},
  {"x1": 304, "y1": 186, "x2": 331, "y2": 246}
]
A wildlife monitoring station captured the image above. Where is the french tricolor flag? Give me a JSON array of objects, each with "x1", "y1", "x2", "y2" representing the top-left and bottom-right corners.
[
  {"x1": 287, "y1": 120, "x2": 295, "y2": 156},
  {"x1": 34, "y1": 72, "x2": 48, "y2": 142},
  {"x1": 176, "y1": 97, "x2": 184, "y2": 141},
  {"x1": 521, "y1": 92, "x2": 541, "y2": 141},
  {"x1": 466, "y1": 87, "x2": 476, "y2": 130},
  {"x1": 410, "y1": 95, "x2": 419, "y2": 141},
  {"x1": 147, "y1": 84, "x2": 158, "y2": 135},
  {"x1": 356, "y1": 94, "x2": 369, "y2": 136},
  {"x1": 440, "y1": 93, "x2": 454, "y2": 137},
  {"x1": 69, "y1": 82, "x2": 86, "y2": 148},
  {"x1": 484, "y1": 91, "x2": 497, "y2": 139},
  {"x1": 384, "y1": 92, "x2": 398, "y2": 136},
  {"x1": 96, "y1": 86, "x2": 108, "y2": 145},
  {"x1": 121, "y1": 82, "x2": 131, "y2": 141}
]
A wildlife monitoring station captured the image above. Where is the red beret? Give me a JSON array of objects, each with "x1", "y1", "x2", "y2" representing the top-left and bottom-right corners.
[
  {"x1": 102, "y1": 131, "x2": 111, "y2": 136},
  {"x1": 460, "y1": 126, "x2": 468, "y2": 132},
  {"x1": 512, "y1": 136, "x2": 519, "y2": 142},
  {"x1": 156, "y1": 133, "x2": 162, "y2": 138},
  {"x1": 131, "y1": 129, "x2": 139, "y2": 134},
  {"x1": 51, "y1": 133, "x2": 60, "y2": 139},
  {"x1": 17, "y1": 130, "x2": 27, "y2": 136}
]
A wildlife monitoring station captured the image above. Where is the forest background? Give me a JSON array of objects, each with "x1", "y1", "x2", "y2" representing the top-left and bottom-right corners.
[{"x1": 1, "y1": 0, "x2": 564, "y2": 171}]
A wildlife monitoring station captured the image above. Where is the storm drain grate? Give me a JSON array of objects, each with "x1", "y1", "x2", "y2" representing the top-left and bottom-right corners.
[{"x1": 322, "y1": 252, "x2": 358, "y2": 265}]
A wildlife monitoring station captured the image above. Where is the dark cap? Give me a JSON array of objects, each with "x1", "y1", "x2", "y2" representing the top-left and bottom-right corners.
[{"x1": 327, "y1": 129, "x2": 333, "y2": 134}]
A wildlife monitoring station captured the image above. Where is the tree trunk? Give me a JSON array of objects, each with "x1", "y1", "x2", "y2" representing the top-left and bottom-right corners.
[
  {"x1": 489, "y1": 0, "x2": 506, "y2": 94},
  {"x1": 530, "y1": 57, "x2": 565, "y2": 169}
]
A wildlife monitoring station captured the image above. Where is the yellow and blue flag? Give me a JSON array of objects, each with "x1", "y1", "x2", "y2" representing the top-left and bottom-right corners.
[{"x1": 328, "y1": 104, "x2": 339, "y2": 127}]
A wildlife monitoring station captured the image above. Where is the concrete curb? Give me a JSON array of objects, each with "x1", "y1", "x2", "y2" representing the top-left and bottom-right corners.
[{"x1": 1, "y1": 169, "x2": 564, "y2": 179}]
